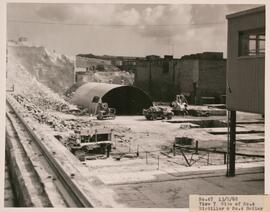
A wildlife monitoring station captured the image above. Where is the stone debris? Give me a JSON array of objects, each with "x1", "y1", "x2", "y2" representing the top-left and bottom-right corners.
[{"x1": 12, "y1": 94, "x2": 93, "y2": 132}]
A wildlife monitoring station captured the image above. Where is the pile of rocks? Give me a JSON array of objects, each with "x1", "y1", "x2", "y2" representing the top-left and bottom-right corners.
[{"x1": 12, "y1": 94, "x2": 93, "y2": 132}]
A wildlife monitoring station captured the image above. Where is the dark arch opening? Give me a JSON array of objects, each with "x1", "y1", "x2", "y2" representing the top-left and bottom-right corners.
[{"x1": 102, "y1": 86, "x2": 153, "y2": 115}]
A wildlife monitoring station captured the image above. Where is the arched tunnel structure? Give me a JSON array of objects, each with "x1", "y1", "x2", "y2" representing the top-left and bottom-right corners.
[{"x1": 70, "y1": 82, "x2": 153, "y2": 115}]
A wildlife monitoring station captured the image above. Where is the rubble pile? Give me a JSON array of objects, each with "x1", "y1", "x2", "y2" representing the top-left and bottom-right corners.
[
  {"x1": 28, "y1": 95, "x2": 83, "y2": 115},
  {"x1": 12, "y1": 94, "x2": 94, "y2": 132},
  {"x1": 113, "y1": 127, "x2": 133, "y2": 144}
]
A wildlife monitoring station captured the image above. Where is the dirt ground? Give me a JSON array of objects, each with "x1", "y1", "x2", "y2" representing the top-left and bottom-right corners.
[
  {"x1": 9, "y1": 97, "x2": 265, "y2": 208},
  {"x1": 75, "y1": 113, "x2": 264, "y2": 208},
  {"x1": 47, "y1": 111, "x2": 264, "y2": 175}
]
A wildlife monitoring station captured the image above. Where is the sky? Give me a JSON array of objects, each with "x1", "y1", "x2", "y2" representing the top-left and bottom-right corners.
[{"x1": 7, "y1": 3, "x2": 261, "y2": 58}]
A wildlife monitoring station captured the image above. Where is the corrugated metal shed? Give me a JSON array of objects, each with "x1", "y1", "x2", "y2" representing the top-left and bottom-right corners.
[
  {"x1": 226, "y1": 6, "x2": 265, "y2": 114},
  {"x1": 71, "y1": 82, "x2": 153, "y2": 115}
]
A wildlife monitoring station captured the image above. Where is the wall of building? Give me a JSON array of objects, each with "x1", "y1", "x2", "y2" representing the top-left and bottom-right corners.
[
  {"x1": 135, "y1": 57, "x2": 178, "y2": 101},
  {"x1": 121, "y1": 59, "x2": 137, "y2": 73},
  {"x1": 226, "y1": 6, "x2": 265, "y2": 114},
  {"x1": 175, "y1": 59, "x2": 198, "y2": 103},
  {"x1": 174, "y1": 58, "x2": 226, "y2": 104},
  {"x1": 197, "y1": 59, "x2": 227, "y2": 104},
  {"x1": 151, "y1": 59, "x2": 177, "y2": 101},
  {"x1": 134, "y1": 60, "x2": 150, "y2": 96}
]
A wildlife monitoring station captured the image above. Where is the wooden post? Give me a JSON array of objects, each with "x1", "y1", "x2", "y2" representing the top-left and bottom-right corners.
[
  {"x1": 227, "y1": 110, "x2": 236, "y2": 176},
  {"x1": 195, "y1": 140, "x2": 198, "y2": 154},
  {"x1": 106, "y1": 144, "x2": 111, "y2": 158},
  {"x1": 146, "y1": 151, "x2": 148, "y2": 164},
  {"x1": 224, "y1": 152, "x2": 227, "y2": 164},
  {"x1": 179, "y1": 148, "x2": 191, "y2": 167}
]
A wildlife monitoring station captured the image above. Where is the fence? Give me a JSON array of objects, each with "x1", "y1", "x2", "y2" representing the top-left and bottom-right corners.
[{"x1": 111, "y1": 140, "x2": 264, "y2": 170}]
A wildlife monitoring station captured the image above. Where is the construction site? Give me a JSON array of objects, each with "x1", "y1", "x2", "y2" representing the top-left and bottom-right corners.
[{"x1": 4, "y1": 4, "x2": 265, "y2": 209}]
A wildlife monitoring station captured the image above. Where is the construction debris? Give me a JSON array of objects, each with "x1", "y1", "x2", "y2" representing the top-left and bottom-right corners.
[{"x1": 12, "y1": 94, "x2": 94, "y2": 132}]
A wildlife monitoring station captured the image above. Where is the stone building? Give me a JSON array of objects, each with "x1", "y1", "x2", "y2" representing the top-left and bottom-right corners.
[
  {"x1": 135, "y1": 55, "x2": 179, "y2": 102},
  {"x1": 176, "y1": 52, "x2": 226, "y2": 104},
  {"x1": 134, "y1": 52, "x2": 226, "y2": 104}
]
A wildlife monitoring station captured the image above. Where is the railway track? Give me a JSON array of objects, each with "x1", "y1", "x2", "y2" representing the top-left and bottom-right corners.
[{"x1": 6, "y1": 96, "x2": 94, "y2": 207}]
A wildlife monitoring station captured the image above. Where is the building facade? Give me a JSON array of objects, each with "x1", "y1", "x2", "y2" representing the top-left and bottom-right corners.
[
  {"x1": 226, "y1": 6, "x2": 265, "y2": 114},
  {"x1": 134, "y1": 53, "x2": 226, "y2": 104},
  {"x1": 135, "y1": 55, "x2": 179, "y2": 102},
  {"x1": 225, "y1": 6, "x2": 265, "y2": 176},
  {"x1": 177, "y1": 52, "x2": 226, "y2": 104}
]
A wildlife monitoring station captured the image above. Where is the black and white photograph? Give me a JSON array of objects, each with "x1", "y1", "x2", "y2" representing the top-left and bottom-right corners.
[{"x1": 3, "y1": 1, "x2": 267, "y2": 209}]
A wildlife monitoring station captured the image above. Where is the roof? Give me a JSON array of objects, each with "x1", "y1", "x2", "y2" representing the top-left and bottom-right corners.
[
  {"x1": 70, "y1": 82, "x2": 153, "y2": 115},
  {"x1": 71, "y1": 82, "x2": 123, "y2": 108},
  {"x1": 181, "y1": 52, "x2": 224, "y2": 60},
  {"x1": 226, "y1": 6, "x2": 265, "y2": 19}
]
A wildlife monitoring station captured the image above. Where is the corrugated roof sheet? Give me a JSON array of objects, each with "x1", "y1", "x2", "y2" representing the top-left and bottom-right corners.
[{"x1": 71, "y1": 82, "x2": 152, "y2": 115}]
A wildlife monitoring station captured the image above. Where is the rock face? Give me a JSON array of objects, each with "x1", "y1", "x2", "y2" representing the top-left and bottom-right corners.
[
  {"x1": 6, "y1": 43, "x2": 135, "y2": 99},
  {"x1": 7, "y1": 44, "x2": 75, "y2": 94},
  {"x1": 7, "y1": 47, "x2": 66, "y2": 105}
]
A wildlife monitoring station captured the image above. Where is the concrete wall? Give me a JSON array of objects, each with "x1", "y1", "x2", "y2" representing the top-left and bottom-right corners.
[
  {"x1": 135, "y1": 55, "x2": 226, "y2": 104},
  {"x1": 135, "y1": 58, "x2": 178, "y2": 101},
  {"x1": 151, "y1": 59, "x2": 177, "y2": 101},
  {"x1": 175, "y1": 59, "x2": 199, "y2": 102},
  {"x1": 174, "y1": 59, "x2": 226, "y2": 104},
  {"x1": 197, "y1": 59, "x2": 227, "y2": 104},
  {"x1": 134, "y1": 60, "x2": 150, "y2": 95}
]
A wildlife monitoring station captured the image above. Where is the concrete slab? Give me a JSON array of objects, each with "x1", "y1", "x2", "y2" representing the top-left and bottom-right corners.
[
  {"x1": 110, "y1": 166, "x2": 264, "y2": 208},
  {"x1": 207, "y1": 127, "x2": 264, "y2": 135}
]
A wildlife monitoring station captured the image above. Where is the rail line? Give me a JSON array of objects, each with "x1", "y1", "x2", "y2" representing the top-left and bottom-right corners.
[{"x1": 6, "y1": 96, "x2": 94, "y2": 207}]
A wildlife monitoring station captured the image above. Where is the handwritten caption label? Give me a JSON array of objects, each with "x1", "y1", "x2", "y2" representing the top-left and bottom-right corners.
[{"x1": 190, "y1": 195, "x2": 270, "y2": 212}]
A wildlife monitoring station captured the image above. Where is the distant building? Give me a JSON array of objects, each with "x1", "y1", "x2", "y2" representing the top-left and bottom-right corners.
[
  {"x1": 74, "y1": 55, "x2": 116, "y2": 83},
  {"x1": 112, "y1": 56, "x2": 142, "y2": 73},
  {"x1": 111, "y1": 57, "x2": 123, "y2": 67},
  {"x1": 74, "y1": 54, "x2": 143, "y2": 83},
  {"x1": 122, "y1": 59, "x2": 137, "y2": 72},
  {"x1": 226, "y1": 6, "x2": 265, "y2": 176},
  {"x1": 176, "y1": 52, "x2": 226, "y2": 104},
  {"x1": 134, "y1": 52, "x2": 226, "y2": 103},
  {"x1": 135, "y1": 55, "x2": 179, "y2": 101},
  {"x1": 75, "y1": 55, "x2": 112, "y2": 71}
]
